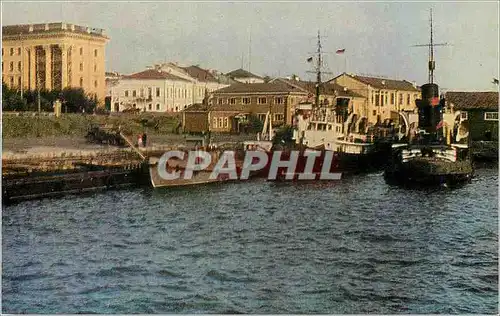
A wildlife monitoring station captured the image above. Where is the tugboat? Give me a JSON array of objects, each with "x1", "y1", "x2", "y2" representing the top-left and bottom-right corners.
[
  {"x1": 384, "y1": 10, "x2": 473, "y2": 186},
  {"x1": 290, "y1": 32, "x2": 393, "y2": 174}
]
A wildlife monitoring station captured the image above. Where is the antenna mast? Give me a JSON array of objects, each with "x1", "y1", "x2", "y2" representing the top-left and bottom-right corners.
[
  {"x1": 428, "y1": 8, "x2": 435, "y2": 83},
  {"x1": 412, "y1": 8, "x2": 450, "y2": 84},
  {"x1": 315, "y1": 30, "x2": 322, "y2": 107}
]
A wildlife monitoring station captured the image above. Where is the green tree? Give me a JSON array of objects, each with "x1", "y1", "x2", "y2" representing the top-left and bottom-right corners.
[
  {"x1": 2, "y1": 83, "x2": 26, "y2": 111},
  {"x1": 247, "y1": 114, "x2": 264, "y2": 133},
  {"x1": 273, "y1": 125, "x2": 295, "y2": 145}
]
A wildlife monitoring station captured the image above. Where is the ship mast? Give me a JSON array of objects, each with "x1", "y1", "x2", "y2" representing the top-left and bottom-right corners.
[
  {"x1": 315, "y1": 30, "x2": 322, "y2": 108},
  {"x1": 428, "y1": 8, "x2": 435, "y2": 83},
  {"x1": 412, "y1": 8, "x2": 450, "y2": 84}
]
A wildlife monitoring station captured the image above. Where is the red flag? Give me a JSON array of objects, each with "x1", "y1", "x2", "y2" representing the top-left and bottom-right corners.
[
  {"x1": 431, "y1": 97, "x2": 440, "y2": 106},
  {"x1": 336, "y1": 48, "x2": 345, "y2": 54}
]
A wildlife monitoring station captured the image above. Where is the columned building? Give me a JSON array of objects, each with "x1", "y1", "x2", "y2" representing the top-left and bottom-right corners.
[{"x1": 2, "y1": 22, "x2": 109, "y2": 104}]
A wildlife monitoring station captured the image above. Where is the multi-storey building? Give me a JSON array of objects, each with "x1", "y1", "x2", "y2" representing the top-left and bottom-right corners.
[
  {"x1": 2, "y1": 22, "x2": 109, "y2": 104},
  {"x1": 107, "y1": 63, "x2": 230, "y2": 112},
  {"x1": 183, "y1": 82, "x2": 308, "y2": 133},
  {"x1": 328, "y1": 73, "x2": 421, "y2": 124}
]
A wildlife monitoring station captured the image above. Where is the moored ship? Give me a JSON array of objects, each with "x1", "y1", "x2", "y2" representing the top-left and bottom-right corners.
[{"x1": 383, "y1": 9, "x2": 473, "y2": 186}]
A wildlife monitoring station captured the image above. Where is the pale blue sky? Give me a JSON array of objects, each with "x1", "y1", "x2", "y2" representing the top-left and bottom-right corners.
[{"x1": 2, "y1": 1, "x2": 499, "y2": 91}]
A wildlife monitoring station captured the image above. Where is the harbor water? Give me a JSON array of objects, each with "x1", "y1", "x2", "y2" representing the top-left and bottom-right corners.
[{"x1": 2, "y1": 166, "x2": 498, "y2": 314}]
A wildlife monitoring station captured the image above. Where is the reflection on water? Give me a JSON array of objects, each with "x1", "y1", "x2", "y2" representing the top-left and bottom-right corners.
[{"x1": 2, "y1": 167, "x2": 498, "y2": 314}]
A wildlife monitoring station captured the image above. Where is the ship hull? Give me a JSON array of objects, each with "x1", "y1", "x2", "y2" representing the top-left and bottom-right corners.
[{"x1": 384, "y1": 157, "x2": 473, "y2": 186}]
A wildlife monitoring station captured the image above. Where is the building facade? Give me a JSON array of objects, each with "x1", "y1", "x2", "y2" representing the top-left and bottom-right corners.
[
  {"x1": 185, "y1": 82, "x2": 308, "y2": 133},
  {"x1": 274, "y1": 78, "x2": 366, "y2": 115},
  {"x1": 445, "y1": 91, "x2": 499, "y2": 141},
  {"x1": 107, "y1": 64, "x2": 230, "y2": 112},
  {"x1": 2, "y1": 22, "x2": 109, "y2": 104},
  {"x1": 328, "y1": 73, "x2": 421, "y2": 125}
]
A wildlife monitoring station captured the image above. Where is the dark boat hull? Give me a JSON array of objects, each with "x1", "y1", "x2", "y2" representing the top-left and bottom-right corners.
[{"x1": 384, "y1": 157, "x2": 474, "y2": 186}]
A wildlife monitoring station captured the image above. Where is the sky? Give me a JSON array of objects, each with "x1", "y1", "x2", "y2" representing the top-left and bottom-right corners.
[{"x1": 2, "y1": 1, "x2": 499, "y2": 91}]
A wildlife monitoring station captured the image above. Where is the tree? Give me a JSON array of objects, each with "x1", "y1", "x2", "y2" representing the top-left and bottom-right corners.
[
  {"x1": 243, "y1": 114, "x2": 264, "y2": 133},
  {"x1": 273, "y1": 125, "x2": 295, "y2": 145},
  {"x1": 1, "y1": 82, "x2": 98, "y2": 113},
  {"x1": 2, "y1": 83, "x2": 26, "y2": 111}
]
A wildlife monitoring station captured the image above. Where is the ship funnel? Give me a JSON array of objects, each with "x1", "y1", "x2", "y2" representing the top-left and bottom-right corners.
[{"x1": 416, "y1": 83, "x2": 444, "y2": 141}]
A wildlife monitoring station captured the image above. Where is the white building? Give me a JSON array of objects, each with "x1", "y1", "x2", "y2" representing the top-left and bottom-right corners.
[{"x1": 107, "y1": 63, "x2": 230, "y2": 112}]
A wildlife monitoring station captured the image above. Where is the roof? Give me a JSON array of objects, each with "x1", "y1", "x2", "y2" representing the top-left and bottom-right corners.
[
  {"x1": 181, "y1": 65, "x2": 218, "y2": 83},
  {"x1": 277, "y1": 78, "x2": 364, "y2": 98},
  {"x1": 445, "y1": 91, "x2": 499, "y2": 110},
  {"x1": 122, "y1": 69, "x2": 189, "y2": 81},
  {"x1": 336, "y1": 73, "x2": 420, "y2": 91},
  {"x1": 213, "y1": 82, "x2": 308, "y2": 95},
  {"x1": 2, "y1": 22, "x2": 108, "y2": 39},
  {"x1": 226, "y1": 68, "x2": 262, "y2": 79},
  {"x1": 183, "y1": 103, "x2": 209, "y2": 112}
]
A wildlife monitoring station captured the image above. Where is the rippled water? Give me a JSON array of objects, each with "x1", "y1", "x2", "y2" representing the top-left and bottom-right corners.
[{"x1": 2, "y1": 167, "x2": 498, "y2": 314}]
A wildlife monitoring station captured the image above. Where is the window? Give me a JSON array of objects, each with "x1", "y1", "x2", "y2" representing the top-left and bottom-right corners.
[
  {"x1": 258, "y1": 113, "x2": 266, "y2": 121},
  {"x1": 372, "y1": 110, "x2": 377, "y2": 116},
  {"x1": 371, "y1": 92, "x2": 374, "y2": 104},
  {"x1": 242, "y1": 97, "x2": 250, "y2": 104},
  {"x1": 384, "y1": 92, "x2": 388, "y2": 105},
  {"x1": 94, "y1": 64, "x2": 97, "y2": 72},
  {"x1": 275, "y1": 97, "x2": 283, "y2": 104},
  {"x1": 148, "y1": 104, "x2": 152, "y2": 111},
  {"x1": 218, "y1": 117, "x2": 223, "y2": 128},
  {"x1": 125, "y1": 90, "x2": 129, "y2": 97},
  {"x1": 390, "y1": 93, "x2": 395, "y2": 105},
  {"x1": 375, "y1": 91, "x2": 379, "y2": 106},
  {"x1": 17, "y1": 76, "x2": 21, "y2": 87},
  {"x1": 258, "y1": 97, "x2": 267, "y2": 104},
  {"x1": 156, "y1": 87, "x2": 160, "y2": 97},
  {"x1": 132, "y1": 90, "x2": 137, "y2": 97},
  {"x1": 80, "y1": 47, "x2": 83, "y2": 55},
  {"x1": 94, "y1": 49, "x2": 98, "y2": 57},
  {"x1": 10, "y1": 48, "x2": 14, "y2": 56},
  {"x1": 80, "y1": 77, "x2": 84, "y2": 87},
  {"x1": 213, "y1": 117, "x2": 218, "y2": 128},
  {"x1": 156, "y1": 104, "x2": 160, "y2": 111},
  {"x1": 9, "y1": 62, "x2": 13, "y2": 72},
  {"x1": 380, "y1": 92, "x2": 384, "y2": 106},
  {"x1": 148, "y1": 88, "x2": 152, "y2": 98},
  {"x1": 399, "y1": 93, "x2": 403, "y2": 105},
  {"x1": 484, "y1": 112, "x2": 498, "y2": 121},
  {"x1": 223, "y1": 117, "x2": 229, "y2": 128},
  {"x1": 80, "y1": 63, "x2": 83, "y2": 71},
  {"x1": 140, "y1": 88, "x2": 144, "y2": 97},
  {"x1": 17, "y1": 61, "x2": 21, "y2": 71},
  {"x1": 229, "y1": 98, "x2": 236, "y2": 105},
  {"x1": 10, "y1": 76, "x2": 14, "y2": 86},
  {"x1": 407, "y1": 94, "x2": 410, "y2": 105},
  {"x1": 17, "y1": 47, "x2": 21, "y2": 55},
  {"x1": 274, "y1": 114, "x2": 284, "y2": 121},
  {"x1": 94, "y1": 80, "x2": 98, "y2": 88},
  {"x1": 460, "y1": 111, "x2": 468, "y2": 120},
  {"x1": 218, "y1": 98, "x2": 223, "y2": 105}
]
